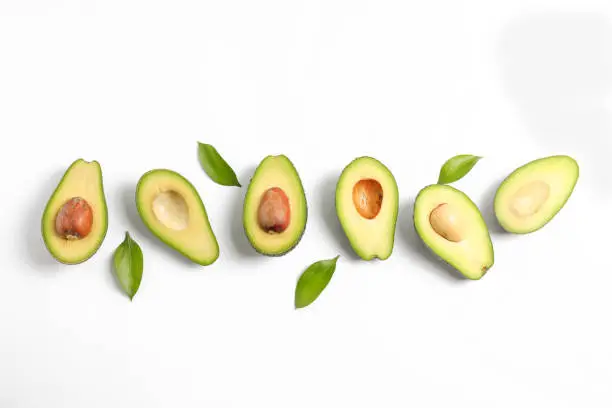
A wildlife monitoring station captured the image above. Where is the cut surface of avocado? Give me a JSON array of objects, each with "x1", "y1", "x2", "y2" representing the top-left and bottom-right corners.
[
  {"x1": 41, "y1": 159, "x2": 108, "y2": 264},
  {"x1": 494, "y1": 155, "x2": 579, "y2": 234},
  {"x1": 335, "y1": 156, "x2": 399, "y2": 260},
  {"x1": 243, "y1": 155, "x2": 307, "y2": 256},
  {"x1": 414, "y1": 184, "x2": 493, "y2": 279},
  {"x1": 136, "y1": 169, "x2": 219, "y2": 265}
]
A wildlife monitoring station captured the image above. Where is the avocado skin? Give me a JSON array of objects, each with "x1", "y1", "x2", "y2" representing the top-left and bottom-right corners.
[
  {"x1": 493, "y1": 155, "x2": 579, "y2": 234},
  {"x1": 41, "y1": 158, "x2": 109, "y2": 265},
  {"x1": 412, "y1": 184, "x2": 494, "y2": 280},
  {"x1": 135, "y1": 168, "x2": 220, "y2": 266},
  {"x1": 242, "y1": 155, "x2": 308, "y2": 257},
  {"x1": 335, "y1": 156, "x2": 399, "y2": 261}
]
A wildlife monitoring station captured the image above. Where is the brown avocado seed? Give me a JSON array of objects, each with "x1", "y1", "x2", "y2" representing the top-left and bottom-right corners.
[
  {"x1": 55, "y1": 197, "x2": 93, "y2": 240},
  {"x1": 352, "y1": 179, "x2": 383, "y2": 219},
  {"x1": 257, "y1": 187, "x2": 291, "y2": 233}
]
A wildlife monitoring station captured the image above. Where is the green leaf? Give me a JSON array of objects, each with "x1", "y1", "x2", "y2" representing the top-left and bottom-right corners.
[
  {"x1": 112, "y1": 232, "x2": 144, "y2": 301},
  {"x1": 437, "y1": 154, "x2": 483, "y2": 184},
  {"x1": 295, "y1": 255, "x2": 340, "y2": 309},
  {"x1": 197, "y1": 142, "x2": 241, "y2": 187}
]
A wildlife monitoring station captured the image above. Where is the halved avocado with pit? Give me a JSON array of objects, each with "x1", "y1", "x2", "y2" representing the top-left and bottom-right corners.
[
  {"x1": 413, "y1": 184, "x2": 494, "y2": 280},
  {"x1": 136, "y1": 169, "x2": 219, "y2": 265},
  {"x1": 243, "y1": 155, "x2": 307, "y2": 256},
  {"x1": 41, "y1": 159, "x2": 109, "y2": 264},
  {"x1": 494, "y1": 155, "x2": 579, "y2": 234},
  {"x1": 335, "y1": 156, "x2": 399, "y2": 260}
]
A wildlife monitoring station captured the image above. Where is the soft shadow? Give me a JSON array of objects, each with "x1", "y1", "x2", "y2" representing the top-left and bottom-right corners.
[
  {"x1": 228, "y1": 165, "x2": 259, "y2": 258},
  {"x1": 479, "y1": 179, "x2": 506, "y2": 235},
  {"x1": 23, "y1": 170, "x2": 65, "y2": 270},
  {"x1": 398, "y1": 199, "x2": 467, "y2": 282},
  {"x1": 319, "y1": 175, "x2": 360, "y2": 260},
  {"x1": 498, "y1": 13, "x2": 612, "y2": 187},
  {"x1": 120, "y1": 183, "x2": 198, "y2": 267}
]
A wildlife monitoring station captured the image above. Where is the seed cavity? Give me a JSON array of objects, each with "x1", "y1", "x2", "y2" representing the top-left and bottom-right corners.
[
  {"x1": 510, "y1": 180, "x2": 550, "y2": 217},
  {"x1": 55, "y1": 197, "x2": 93, "y2": 240},
  {"x1": 152, "y1": 190, "x2": 189, "y2": 231},
  {"x1": 352, "y1": 179, "x2": 383, "y2": 220},
  {"x1": 258, "y1": 187, "x2": 291, "y2": 233},
  {"x1": 429, "y1": 203, "x2": 464, "y2": 243}
]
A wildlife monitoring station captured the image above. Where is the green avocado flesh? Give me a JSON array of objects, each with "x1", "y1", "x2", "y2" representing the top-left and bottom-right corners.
[
  {"x1": 494, "y1": 155, "x2": 579, "y2": 234},
  {"x1": 136, "y1": 169, "x2": 219, "y2": 265},
  {"x1": 243, "y1": 155, "x2": 307, "y2": 256},
  {"x1": 41, "y1": 159, "x2": 109, "y2": 264},
  {"x1": 414, "y1": 184, "x2": 494, "y2": 280},
  {"x1": 336, "y1": 156, "x2": 399, "y2": 260}
]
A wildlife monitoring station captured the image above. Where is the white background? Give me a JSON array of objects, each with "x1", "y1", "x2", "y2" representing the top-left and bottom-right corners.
[{"x1": 1, "y1": 0, "x2": 611, "y2": 407}]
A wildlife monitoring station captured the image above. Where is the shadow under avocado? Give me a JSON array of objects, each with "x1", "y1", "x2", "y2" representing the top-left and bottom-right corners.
[
  {"x1": 120, "y1": 183, "x2": 200, "y2": 267},
  {"x1": 398, "y1": 198, "x2": 468, "y2": 282},
  {"x1": 228, "y1": 165, "x2": 260, "y2": 259},
  {"x1": 479, "y1": 179, "x2": 507, "y2": 235},
  {"x1": 319, "y1": 174, "x2": 361, "y2": 261}
]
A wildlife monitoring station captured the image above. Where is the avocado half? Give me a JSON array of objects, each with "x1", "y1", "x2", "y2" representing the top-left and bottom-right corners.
[
  {"x1": 41, "y1": 159, "x2": 109, "y2": 264},
  {"x1": 135, "y1": 169, "x2": 219, "y2": 265},
  {"x1": 243, "y1": 155, "x2": 307, "y2": 256},
  {"x1": 335, "y1": 156, "x2": 399, "y2": 260},
  {"x1": 494, "y1": 155, "x2": 579, "y2": 234},
  {"x1": 413, "y1": 184, "x2": 494, "y2": 280}
]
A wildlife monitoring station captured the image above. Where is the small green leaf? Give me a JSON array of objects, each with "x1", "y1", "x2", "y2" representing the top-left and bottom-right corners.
[
  {"x1": 112, "y1": 232, "x2": 144, "y2": 301},
  {"x1": 295, "y1": 256, "x2": 340, "y2": 309},
  {"x1": 197, "y1": 142, "x2": 241, "y2": 187},
  {"x1": 437, "y1": 154, "x2": 483, "y2": 184}
]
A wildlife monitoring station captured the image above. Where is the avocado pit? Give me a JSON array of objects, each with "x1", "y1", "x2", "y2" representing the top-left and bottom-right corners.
[
  {"x1": 352, "y1": 179, "x2": 383, "y2": 219},
  {"x1": 258, "y1": 187, "x2": 291, "y2": 233},
  {"x1": 509, "y1": 180, "x2": 550, "y2": 217},
  {"x1": 152, "y1": 190, "x2": 189, "y2": 231},
  {"x1": 55, "y1": 197, "x2": 93, "y2": 240},
  {"x1": 429, "y1": 203, "x2": 464, "y2": 242}
]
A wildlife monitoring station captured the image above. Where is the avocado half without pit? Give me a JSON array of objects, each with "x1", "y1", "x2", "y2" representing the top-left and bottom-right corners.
[
  {"x1": 413, "y1": 184, "x2": 494, "y2": 280},
  {"x1": 494, "y1": 155, "x2": 579, "y2": 234},
  {"x1": 243, "y1": 155, "x2": 308, "y2": 256},
  {"x1": 135, "y1": 169, "x2": 219, "y2": 265},
  {"x1": 335, "y1": 156, "x2": 399, "y2": 260},
  {"x1": 41, "y1": 159, "x2": 109, "y2": 264}
]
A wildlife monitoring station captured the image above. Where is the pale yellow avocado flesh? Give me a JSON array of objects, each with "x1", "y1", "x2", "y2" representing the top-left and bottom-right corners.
[
  {"x1": 494, "y1": 155, "x2": 579, "y2": 234},
  {"x1": 243, "y1": 155, "x2": 307, "y2": 256},
  {"x1": 41, "y1": 159, "x2": 108, "y2": 264},
  {"x1": 136, "y1": 169, "x2": 219, "y2": 265},
  {"x1": 414, "y1": 184, "x2": 493, "y2": 279},
  {"x1": 336, "y1": 156, "x2": 399, "y2": 260}
]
